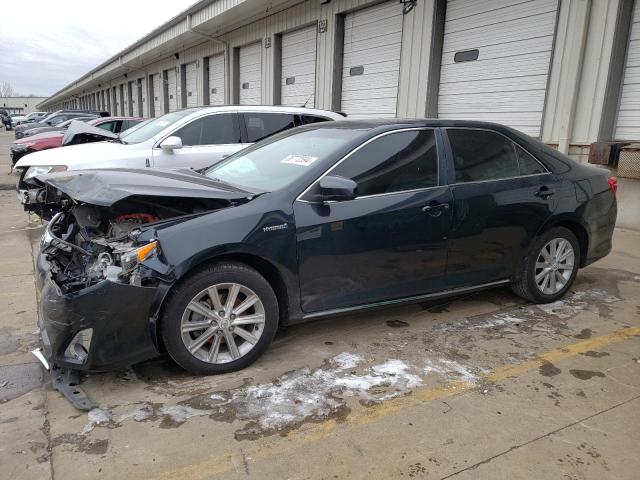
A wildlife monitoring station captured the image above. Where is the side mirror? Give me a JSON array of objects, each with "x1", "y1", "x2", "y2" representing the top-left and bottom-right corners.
[
  {"x1": 317, "y1": 175, "x2": 357, "y2": 202},
  {"x1": 160, "y1": 136, "x2": 183, "y2": 151}
]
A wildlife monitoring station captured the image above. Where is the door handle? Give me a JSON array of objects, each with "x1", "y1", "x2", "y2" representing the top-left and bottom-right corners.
[
  {"x1": 535, "y1": 186, "x2": 555, "y2": 199},
  {"x1": 422, "y1": 203, "x2": 450, "y2": 216}
]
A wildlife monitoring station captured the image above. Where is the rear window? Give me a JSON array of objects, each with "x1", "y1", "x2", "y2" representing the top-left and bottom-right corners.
[{"x1": 243, "y1": 112, "x2": 296, "y2": 143}]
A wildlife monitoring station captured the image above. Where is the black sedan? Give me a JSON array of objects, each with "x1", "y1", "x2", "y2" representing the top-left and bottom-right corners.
[{"x1": 33, "y1": 119, "x2": 616, "y2": 379}]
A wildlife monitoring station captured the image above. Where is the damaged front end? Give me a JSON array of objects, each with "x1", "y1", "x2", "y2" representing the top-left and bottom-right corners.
[{"x1": 33, "y1": 174, "x2": 248, "y2": 408}]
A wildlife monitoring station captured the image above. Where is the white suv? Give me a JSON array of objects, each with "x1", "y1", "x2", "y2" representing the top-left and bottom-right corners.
[{"x1": 15, "y1": 106, "x2": 345, "y2": 184}]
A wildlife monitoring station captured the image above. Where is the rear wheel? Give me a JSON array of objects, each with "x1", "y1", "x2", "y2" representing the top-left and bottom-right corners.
[
  {"x1": 161, "y1": 261, "x2": 278, "y2": 375},
  {"x1": 512, "y1": 226, "x2": 580, "y2": 303}
]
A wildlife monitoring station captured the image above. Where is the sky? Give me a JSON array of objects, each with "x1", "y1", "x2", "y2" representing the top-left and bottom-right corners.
[{"x1": 0, "y1": 0, "x2": 196, "y2": 97}]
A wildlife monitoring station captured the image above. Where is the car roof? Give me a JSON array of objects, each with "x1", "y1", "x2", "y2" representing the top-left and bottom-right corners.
[
  {"x1": 89, "y1": 116, "x2": 143, "y2": 123},
  {"x1": 176, "y1": 105, "x2": 345, "y2": 118}
]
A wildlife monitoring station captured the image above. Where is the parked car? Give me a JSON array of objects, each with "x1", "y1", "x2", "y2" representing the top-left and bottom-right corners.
[
  {"x1": 10, "y1": 117, "x2": 143, "y2": 164},
  {"x1": 30, "y1": 119, "x2": 616, "y2": 385},
  {"x1": 14, "y1": 110, "x2": 109, "y2": 139},
  {"x1": 10, "y1": 114, "x2": 27, "y2": 127},
  {"x1": 19, "y1": 116, "x2": 98, "y2": 139},
  {"x1": 16, "y1": 106, "x2": 345, "y2": 211},
  {"x1": 19, "y1": 111, "x2": 48, "y2": 125}
]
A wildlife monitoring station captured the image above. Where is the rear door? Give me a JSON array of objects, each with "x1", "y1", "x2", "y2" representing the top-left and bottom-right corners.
[
  {"x1": 294, "y1": 128, "x2": 452, "y2": 313},
  {"x1": 152, "y1": 112, "x2": 242, "y2": 169},
  {"x1": 443, "y1": 128, "x2": 558, "y2": 287}
]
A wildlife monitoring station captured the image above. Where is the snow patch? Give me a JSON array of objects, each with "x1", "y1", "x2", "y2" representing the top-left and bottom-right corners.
[
  {"x1": 424, "y1": 358, "x2": 479, "y2": 384},
  {"x1": 159, "y1": 405, "x2": 209, "y2": 424},
  {"x1": 331, "y1": 352, "x2": 363, "y2": 371},
  {"x1": 82, "y1": 407, "x2": 111, "y2": 433}
]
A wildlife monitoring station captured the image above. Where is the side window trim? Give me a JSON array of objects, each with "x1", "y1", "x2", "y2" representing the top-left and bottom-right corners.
[
  {"x1": 443, "y1": 127, "x2": 550, "y2": 186},
  {"x1": 297, "y1": 127, "x2": 440, "y2": 203}
]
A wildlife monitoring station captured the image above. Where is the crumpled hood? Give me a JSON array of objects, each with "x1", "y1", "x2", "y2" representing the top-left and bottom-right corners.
[
  {"x1": 62, "y1": 120, "x2": 118, "y2": 146},
  {"x1": 36, "y1": 168, "x2": 252, "y2": 207}
]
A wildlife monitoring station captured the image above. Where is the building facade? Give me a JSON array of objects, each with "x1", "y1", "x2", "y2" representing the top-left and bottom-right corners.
[
  {"x1": 37, "y1": 0, "x2": 640, "y2": 228},
  {"x1": 1, "y1": 97, "x2": 48, "y2": 114}
]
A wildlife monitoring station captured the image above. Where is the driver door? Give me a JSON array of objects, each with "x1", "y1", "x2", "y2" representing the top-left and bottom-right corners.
[
  {"x1": 294, "y1": 129, "x2": 452, "y2": 313},
  {"x1": 152, "y1": 112, "x2": 243, "y2": 170}
]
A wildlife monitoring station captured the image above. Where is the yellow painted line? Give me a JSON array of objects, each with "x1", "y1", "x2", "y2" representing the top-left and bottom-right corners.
[{"x1": 155, "y1": 325, "x2": 640, "y2": 480}]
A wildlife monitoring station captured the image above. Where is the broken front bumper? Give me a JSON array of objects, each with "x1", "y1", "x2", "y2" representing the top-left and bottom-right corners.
[{"x1": 35, "y1": 252, "x2": 160, "y2": 372}]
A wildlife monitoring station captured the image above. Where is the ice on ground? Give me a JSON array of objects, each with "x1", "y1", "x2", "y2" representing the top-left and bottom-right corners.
[
  {"x1": 331, "y1": 352, "x2": 363, "y2": 371},
  {"x1": 424, "y1": 358, "x2": 479, "y2": 384}
]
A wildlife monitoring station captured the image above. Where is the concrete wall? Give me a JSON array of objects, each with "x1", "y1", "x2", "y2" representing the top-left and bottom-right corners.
[{"x1": 0, "y1": 97, "x2": 48, "y2": 114}]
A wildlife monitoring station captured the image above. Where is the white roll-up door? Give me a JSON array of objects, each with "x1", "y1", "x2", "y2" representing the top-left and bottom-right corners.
[
  {"x1": 152, "y1": 74, "x2": 161, "y2": 116},
  {"x1": 185, "y1": 62, "x2": 199, "y2": 107},
  {"x1": 615, "y1": 1, "x2": 640, "y2": 140},
  {"x1": 140, "y1": 79, "x2": 147, "y2": 117},
  {"x1": 129, "y1": 81, "x2": 137, "y2": 116},
  {"x1": 281, "y1": 25, "x2": 317, "y2": 107},
  {"x1": 167, "y1": 69, "x2": 178, "y2": 112},
  {"x1": 341, "y1": 1, "x2": 403, "y2": 119},
  {"x1": 239, "y1": 42, "x2": 262, "y2": 105},
  {"x1": 123, "y1": 83, "x2": 131, "y2": 116},
  {"x1": 116, "y1": 86, "x2": 122, "y2": 115},
  {"x1": 209, "y1": 54, "x2": 225, "y2": 106},
  {"x1": 438, "y1": 0, "x2": 559, "y2": 137}
]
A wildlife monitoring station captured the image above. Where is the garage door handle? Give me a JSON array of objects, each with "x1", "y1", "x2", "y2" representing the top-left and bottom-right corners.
[
  {"x1": 422, "y1": 203, "x2": 449, "y2": 216},
  {"x1": 535, "y1": 187, "x2": 555, "y2": 199}
]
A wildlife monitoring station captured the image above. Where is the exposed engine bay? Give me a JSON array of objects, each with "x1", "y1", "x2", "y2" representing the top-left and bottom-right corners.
[{"x1": 43, "y1": 194, "x2": 233, "y2": 293}]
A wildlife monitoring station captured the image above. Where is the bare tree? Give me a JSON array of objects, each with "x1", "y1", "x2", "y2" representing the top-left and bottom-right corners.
[{"x1": 0, "y1": 82, "x2": 16, "y2": 97}]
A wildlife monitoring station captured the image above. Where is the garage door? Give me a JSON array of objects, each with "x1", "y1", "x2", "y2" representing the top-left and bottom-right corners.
[
  {"x1": 123, "y1": 84, "x2": 131, "y2": 116},
  {"x1": 438, "y1": 0, "x2": 559, "y2": 137},
  {"x1": 140, "y1": 78, "x2": 147, "y2": 117},
  {"x1": 167, "y1": 69, "x2": 178, "y2": 112},
  {"x1": 112, "y1": 88, "x2": 118, "y2": 115},
  {"x1": 615, "y1": 0, "x2": 640, "y2": 140},
  {"x1": 239, "y1": 42, "x2": 262, "y2": 105},
  {"x1": 117, "y1": 85, "x2": 124, "y2": 116},
  {"x1": 129, "y1": 81, "x2": 137, "y2": 116},
  {"x1": 281, "y1": 25, "x2": 317, "y2": 107},
  {"x1": 185, "y1": 62, "x2": 199, "y2": 108},
  {"x1": 209, "y1": 54, "x2": 225, "y2": 106},
  {"x1": 152, "y1": 74, "x2": 161, "y2": 116},
  {"x1": 341, "y1": 1, "x2": 403, "y2": 119}
]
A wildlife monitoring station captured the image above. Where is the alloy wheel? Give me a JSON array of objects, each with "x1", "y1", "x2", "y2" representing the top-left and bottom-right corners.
[
  {"x1": 180, "y1": 283, "x2": 265, "y2": 364},
  {"x1": 534, "y1": 238, "x2": 575, "y2": 295}
]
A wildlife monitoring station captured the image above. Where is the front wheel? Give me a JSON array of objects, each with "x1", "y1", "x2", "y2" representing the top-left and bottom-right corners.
[
  {"x1": 161, "y1": 261, "x2": 279, "y2": 375},
  {"x1": 512, "y1": 226, "x2": 580, "y2": 304}
]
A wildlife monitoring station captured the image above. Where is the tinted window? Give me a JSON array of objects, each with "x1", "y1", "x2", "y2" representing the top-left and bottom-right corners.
[
  {"x1": 331, "y1": 130, "x2": 438, "y2": 196},
  {"x1": 300, "y1": 115, "x2": 330, "y2": 125},
  {"x1": 516, "y1": 146, "x2": 546, "y2": 175},
  {"x1": 96, "y1": 121, "x2": 117, "y2": 132},
  {"x1": 173, "y1": 114, "x2": 240, "y2": 146},
  {"x1": 448, "y1": 129, "x2": 520, "y2": 183},
  {"x1": 244, "y1": 113, "x2": 296, "y2": 143}
]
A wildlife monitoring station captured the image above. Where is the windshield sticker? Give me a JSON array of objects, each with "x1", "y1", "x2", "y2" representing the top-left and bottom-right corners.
[
  {"x1": 280, "y1": 154, "x2": 318, "y2": 167},
  {"x1": 156, "y1": 120, "x2": 170, "y2": 127}
]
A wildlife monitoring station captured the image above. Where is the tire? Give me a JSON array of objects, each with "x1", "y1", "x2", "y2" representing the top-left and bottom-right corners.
[
  {"x1": 160, "y1": 261, "x2": 279, "y2": 375},
  {"x1": 511, "y1": 226, "x2": 580, "y2": 304}
]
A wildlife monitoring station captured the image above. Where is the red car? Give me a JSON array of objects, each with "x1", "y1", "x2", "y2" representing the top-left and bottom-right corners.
[{"x1": 10, "y1": 117, "x2": 143, "y2": 164}]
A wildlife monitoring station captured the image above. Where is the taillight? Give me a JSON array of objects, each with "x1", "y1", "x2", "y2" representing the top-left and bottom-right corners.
[{"x1": 608, "y1": 177, "x2": 617, "y2": 195}]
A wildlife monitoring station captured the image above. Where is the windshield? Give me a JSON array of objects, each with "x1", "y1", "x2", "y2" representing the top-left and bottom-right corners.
[
  {"x1": 119, "y1": 110, "x2": 193, "y2": 144},
  {"x1": 204, "y1": 128, "x2": 361, "y2": 192}
]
